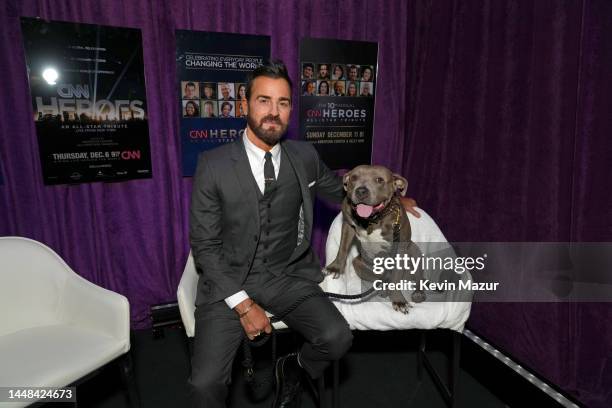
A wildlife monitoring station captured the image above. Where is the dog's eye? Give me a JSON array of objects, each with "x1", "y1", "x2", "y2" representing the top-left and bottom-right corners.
[
  {"x1": 376, "y1": 177, "x2": 384, "y2": 183},
  {"x1": 350, "y1": 175, "x2": 357, "y2": 181}
]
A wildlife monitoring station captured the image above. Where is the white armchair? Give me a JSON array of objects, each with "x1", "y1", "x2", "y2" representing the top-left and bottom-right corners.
[{"x1": 0, "y1": 236, "x2": 135, "y2": 407}]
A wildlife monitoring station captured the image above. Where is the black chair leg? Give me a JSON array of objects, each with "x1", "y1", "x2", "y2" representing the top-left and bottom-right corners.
[
  {"x1": 317, "y1": 375, "x2": 327, "y2": 408},
  {"x1": 417, "y1": 330, "x2": 426, "y2": 381},
  {"x1": 419, "y1": 330, "x2": 462, "y2": 408},
  {"x1": 119, "y1": 352, "x2": 140, "y2": 407},
  {"x1": 332, "y1": 360, "x2": 339, "y2": 408},
  {"x1": 449, "y1": 331, "x2": 461, "y2": 408}
]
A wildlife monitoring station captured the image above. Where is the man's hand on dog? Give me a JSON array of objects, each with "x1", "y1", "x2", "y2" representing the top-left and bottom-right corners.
[
  {"x1": 234, "y1": 298, "x2": 272, "y2": 340},
  {"x1": 400, "y1": 197, "x2": 421, "y2": 218}
]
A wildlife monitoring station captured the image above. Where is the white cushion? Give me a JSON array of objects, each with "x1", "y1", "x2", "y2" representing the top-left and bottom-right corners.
[
  {"x1": 0, "y1": 325, "x2": 126, "y2": 387},
  {"x1": 323, "y1": 208, "x2": 472, "y2": 332}
]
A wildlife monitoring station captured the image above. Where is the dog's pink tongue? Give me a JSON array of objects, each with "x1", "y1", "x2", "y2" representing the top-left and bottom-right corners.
[{"x1": 356, "y1": 204, "x2": 374, "y2": 218}]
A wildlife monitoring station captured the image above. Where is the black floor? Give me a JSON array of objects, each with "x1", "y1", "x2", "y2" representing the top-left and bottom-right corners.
[{"x1": 60, "y1": 327, "x2": 570, "y2": 408}]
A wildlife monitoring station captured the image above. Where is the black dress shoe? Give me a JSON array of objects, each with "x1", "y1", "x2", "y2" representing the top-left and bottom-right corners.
[{"x1": 272, "y1": 353, "x2": 303, "y2": 408}]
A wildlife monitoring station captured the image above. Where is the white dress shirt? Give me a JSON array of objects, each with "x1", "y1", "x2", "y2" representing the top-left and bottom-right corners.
[{"x1": 224, "y1": 130, "x2": 281, "y2": 309}]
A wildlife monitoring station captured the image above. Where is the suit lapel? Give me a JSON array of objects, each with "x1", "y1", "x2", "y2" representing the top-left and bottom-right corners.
[{"x1": 230, "y1": 140, "x2": 260, "y2": 230}]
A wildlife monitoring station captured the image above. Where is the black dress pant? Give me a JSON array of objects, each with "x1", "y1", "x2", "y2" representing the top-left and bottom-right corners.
[{"x1": 188, "y1": 269, "x2": 353, "y2": 408}]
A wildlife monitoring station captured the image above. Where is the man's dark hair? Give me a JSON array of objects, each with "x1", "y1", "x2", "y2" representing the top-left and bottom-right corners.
[
  {"x1": 245, "y1": 60, "x2": 293, "y2": 101},
  {"x1": 221, "y1": 101, "x2": 232, "y2": 110},
  {"x1": 185, "y1": 82, "x2": 196, "y2": 88}
]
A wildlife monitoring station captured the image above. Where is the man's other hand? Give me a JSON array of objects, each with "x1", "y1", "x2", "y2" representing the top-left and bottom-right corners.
[
  {"x1": 234, "y1": 298, "x2": 272, "y2": 340},
  {"x1": 400, "y1": 197, "x2": 421, "y2": 218}
]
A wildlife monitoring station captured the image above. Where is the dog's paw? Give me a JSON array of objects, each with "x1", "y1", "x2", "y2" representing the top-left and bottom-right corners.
[
  {"x1": 411, "y1": 291, "x2": 426, "y2": 303},
  {"x1": 392, "y1": 301, "x2": 411, "y2": 314},
  {"x1": 323, "y1": 266, "x2": 342, "y2": 279}
]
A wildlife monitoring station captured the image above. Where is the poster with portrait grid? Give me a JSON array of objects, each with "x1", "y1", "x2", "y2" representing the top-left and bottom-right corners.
[
  {"x1": 299, "y1": 38, "x2": 378, "y2": 170},
  {"x1": 176, "y1": 30, "x2": 270, "y2": 176}
]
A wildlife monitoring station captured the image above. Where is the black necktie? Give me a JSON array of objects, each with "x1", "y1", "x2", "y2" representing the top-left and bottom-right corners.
[{"x1": 264, "y1": 151, "x2": 275, "y2": 194}]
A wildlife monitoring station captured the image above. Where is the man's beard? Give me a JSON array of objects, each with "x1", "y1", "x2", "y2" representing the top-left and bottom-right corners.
[{"x1": 247, "y1": 114, "x2": 288, "y2": 146}]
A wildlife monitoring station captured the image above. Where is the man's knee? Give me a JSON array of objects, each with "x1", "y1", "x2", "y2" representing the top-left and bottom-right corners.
[{"x1": 317, "y1": 324, "x2": 353, "y2": 360}]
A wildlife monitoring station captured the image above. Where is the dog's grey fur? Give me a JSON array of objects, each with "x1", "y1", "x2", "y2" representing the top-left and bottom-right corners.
[{"x1": 325, "y1": 165, "x2": 425, "y2": 313}]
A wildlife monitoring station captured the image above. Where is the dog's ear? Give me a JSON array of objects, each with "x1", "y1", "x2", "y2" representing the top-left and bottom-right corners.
[
  {"x1": 342, "y1": 171, "x2": 352, "y2": 191},
  {"x1": 393, "y1": 174, "x2": 408, "y2": 196}
]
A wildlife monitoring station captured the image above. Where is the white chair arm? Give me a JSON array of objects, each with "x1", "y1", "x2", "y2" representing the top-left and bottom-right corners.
[{"x1": 57, "y1": 274, "x2": 130, "y2": 351}]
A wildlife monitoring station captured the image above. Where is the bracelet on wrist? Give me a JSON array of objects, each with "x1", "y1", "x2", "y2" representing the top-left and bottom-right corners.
[{"x1": 237, "y1": 300, "x2": 255, "y2": 318}]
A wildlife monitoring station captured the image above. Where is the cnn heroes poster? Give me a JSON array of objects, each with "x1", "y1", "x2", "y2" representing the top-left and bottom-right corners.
[
  {"x1": 299, "y1": 38, "x2": 378, "y2": 170},
  {"x1": 20, "y1": 18, "x2": 152, "y2": 185},
  {"x1": 176, "y1": 30, "x2": 270, "y2": 176}
]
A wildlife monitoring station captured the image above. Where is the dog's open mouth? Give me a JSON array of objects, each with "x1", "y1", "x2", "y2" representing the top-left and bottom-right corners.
[{"x1": 353, "y1": 201, "x2": 387, "y2": 218}]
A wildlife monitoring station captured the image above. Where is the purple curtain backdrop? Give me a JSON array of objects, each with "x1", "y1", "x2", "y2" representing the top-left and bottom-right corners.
[
  {"x1": 0, "y1": 1, "x2": 610, "y2": 407},
  {"x1": 400, "y1": 1, "x2": 612, "y2": 407}
]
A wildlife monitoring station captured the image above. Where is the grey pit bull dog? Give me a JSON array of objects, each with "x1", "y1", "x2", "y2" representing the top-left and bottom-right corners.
[{"x1": 325, "y1": 165, "x2": 426, "y2": 314}]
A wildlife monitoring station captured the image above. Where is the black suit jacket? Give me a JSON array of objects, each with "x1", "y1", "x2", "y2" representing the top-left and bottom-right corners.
[{"x1": 190, "y1": 138, "x2": 344, "y2": 305}]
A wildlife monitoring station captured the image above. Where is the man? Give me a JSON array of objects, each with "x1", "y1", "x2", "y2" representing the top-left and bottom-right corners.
[
  {"x1": 317, "y1": 63, "x2": 330, "y2": 79},
  {"x1": 219, "y1": 101, "x2": 233, "y2": 118},
  {"x1": 347, "y1": 65, "x2": 359, "y2": 81},
  {"x1": 302, "y1": 63, "x2": 314, "y2": 79},
  {"x1": 184, "y1": 82, "x2": 197, "y2": 99},
  {"x1": 219, "y1": 82, "x2": 234, "y2": 100},
  {"x1": 333, "y1": 80, "x2": 345, "y2": 96},
  {"x1": 189, "y1": 61, "x2": 418, "y2": 408}
]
